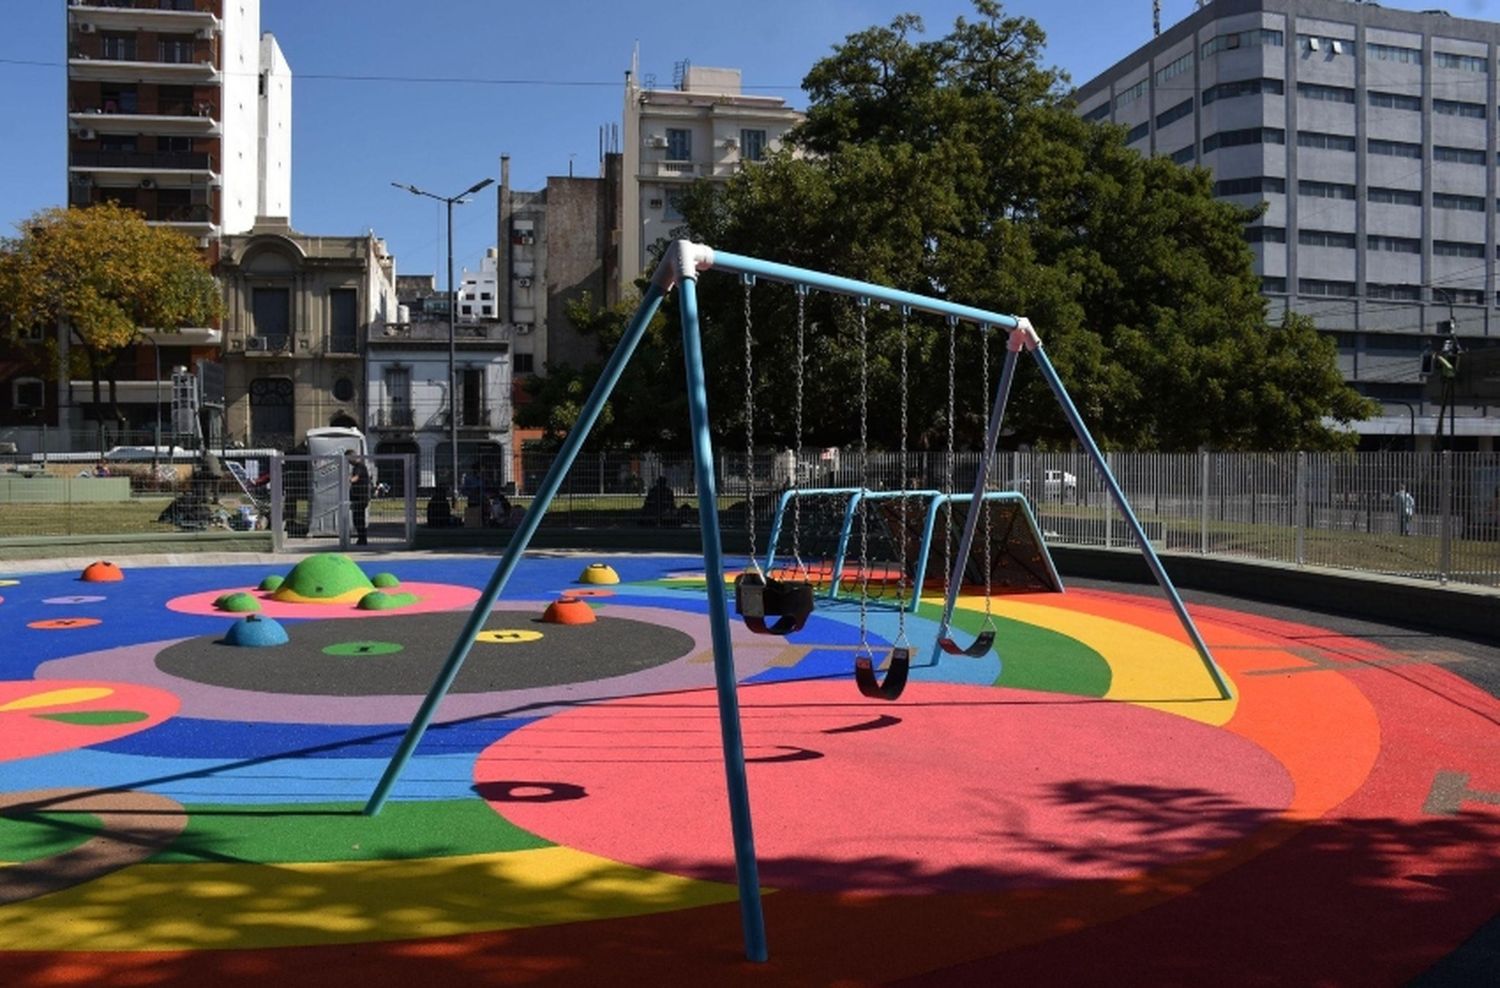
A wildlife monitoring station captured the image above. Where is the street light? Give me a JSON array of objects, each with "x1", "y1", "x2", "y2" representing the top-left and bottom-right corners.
[{"x1": 392, "y1": 176, "x2": 495, "y2": 504}]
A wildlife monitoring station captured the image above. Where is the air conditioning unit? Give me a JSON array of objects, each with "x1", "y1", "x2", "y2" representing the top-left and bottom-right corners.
[
  {"x1": 140, "y1": 178, "x2": 156, "y2": 189},
  {"x1": 195, "y1": 27, "x2": 215, "y2": 40},
  {"x1": 648, "y1": 135, "x2": 667, "y2": 148},
  {"x1": 245, "y1": 337, "x2": 270, "y2": 352},
  {"x1": 78, "y1": 22, "x2": 96, "y2": 34},
  {"x1": 723, "y1": 138, "x2": 738, "y2": 149},
  {"x1": 516, "y1": 277, "x2": 532, "y2": 288},
  {"x1": 76, "y1": 129, "x2": 95, "y2": 141}
]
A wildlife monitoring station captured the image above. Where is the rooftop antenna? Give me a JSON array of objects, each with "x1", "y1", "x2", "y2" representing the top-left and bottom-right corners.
[{"x1": 1154, "y1": 0, "x2": 1160, "y2": 36}]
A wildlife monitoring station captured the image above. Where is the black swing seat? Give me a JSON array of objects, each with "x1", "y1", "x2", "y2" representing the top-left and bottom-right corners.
[
  {"x1": 854, "y1": 646, "x2": 910, "y2": 701},
  {"x1": 936, "y1": 629, "x2": 996, "y2": 657},
  {"x1": 734, "y1": 570, "x2": 816, "y2": 635}
]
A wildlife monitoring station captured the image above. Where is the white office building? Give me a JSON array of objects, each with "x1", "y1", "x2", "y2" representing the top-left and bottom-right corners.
[{"x1": 1074, "y1": 0, "x2": 1500, "y2": 449}]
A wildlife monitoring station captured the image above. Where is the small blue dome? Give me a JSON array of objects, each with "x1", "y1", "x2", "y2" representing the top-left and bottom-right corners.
[{"x1": 223, "y1": 614, "x2": 290, "y2": 648}]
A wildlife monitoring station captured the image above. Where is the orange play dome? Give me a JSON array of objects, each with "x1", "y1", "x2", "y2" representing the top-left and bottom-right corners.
[
  {"x1": 541, "y1": 595, "x2": 596, "y2": 625},
  {"x1": 81, "y1": 561, "x2": 125, "y2": 583}
]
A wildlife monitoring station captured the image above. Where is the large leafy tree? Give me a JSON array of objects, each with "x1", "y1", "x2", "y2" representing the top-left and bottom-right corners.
[
  {"x1": 668, "y1": 1, "x2": 1373, "y2": 451},
  {"x1": 0, "y1": 202, "x2": 222, "y2": 448}
]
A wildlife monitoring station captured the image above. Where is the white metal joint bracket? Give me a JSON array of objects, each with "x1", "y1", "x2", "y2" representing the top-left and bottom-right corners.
[
  {"x1": 1008, "y1": 317, "x2": 1041, "y2": 351},
  {"x1": 652, "y1": 239, "x2": 716, "y2": 293}
]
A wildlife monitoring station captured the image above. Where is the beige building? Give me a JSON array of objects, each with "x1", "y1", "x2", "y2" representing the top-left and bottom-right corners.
[
  {"x1": 217, "y1": 219, "x2": 397, "y2": 447},
  {"x1": 619, "y1": 61, "x2": 803, "y2": 293}
]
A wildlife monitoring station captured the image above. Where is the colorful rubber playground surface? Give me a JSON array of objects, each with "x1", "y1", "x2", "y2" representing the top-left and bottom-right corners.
[{"x1": 0, "y1": 551, "x2": 1496, "y2": 985}]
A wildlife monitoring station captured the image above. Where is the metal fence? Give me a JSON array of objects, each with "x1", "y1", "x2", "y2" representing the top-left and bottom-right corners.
[
  {"x1": 5, "y1": 441, "x2": 1497, "y2": 588},
  {"x1": 506, "y1": 448, "x2": 1500, "y2": 588}
]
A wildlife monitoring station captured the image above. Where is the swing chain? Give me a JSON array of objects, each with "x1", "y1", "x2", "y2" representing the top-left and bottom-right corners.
[
  {"x1": 943, "y1": 316, "x2": 957, "y2": 591},
  {"x1": 742, "y1": 275, "x2": 760, "y2": 572},
  {"x1": 980, "y1": 324, "x2": 995, "y2": 627},
  {"x1": 856, "y1": 299, "x2": 871, "y2": 653},
  {"x1": 895, "y1": 305, "x2": 910, "y2": 646},
  {"x1": 791, "y1": 285, "x2": 807, "y2": 574}
]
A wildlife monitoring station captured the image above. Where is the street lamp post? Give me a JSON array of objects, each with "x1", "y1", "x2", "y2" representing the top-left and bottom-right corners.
[{"x1": 392, "y1": 176, "x2": 495, "y2": 504}]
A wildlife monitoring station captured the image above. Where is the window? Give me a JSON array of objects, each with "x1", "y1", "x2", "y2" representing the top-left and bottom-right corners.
[
  {"x1": 1445, "y1": 288, "x2": 1486, "y2": 305},
  {"x1": 1298, "y1": 34, "x2": 1353, "y2": 55},
  {"x1": 1435, "y1": 98, "x2": 1485, "y2": 118},
  {"x1": 479, "y1": 292, "x2": 492, "y2": 301},
  {"x1": 1200, "y1": 29, "x2": 1284, "y2": 60},
  {"x1": 1154, "y1": 52, "x2": 1194, "y2": 87},
  {"x1": 1298, "y1": 278, "x2": 1356, "y2": 297},
  {"x1": 1203, "y1": 127, "x2": 1284, "y2": 152},
  {"x1": 1434, "y1": 192, "x2": 1484, "y2": 211},
  {"x1": 1368, "y1": 139, "x2": 1422, "y2": 159},
  {"x1": 1297, "y1": 82, "x2": 1354, "y2": 103},
  {"x1": 158, "y1": 35, "x2": 195, "y2": 64},
  {"x1": 249, "y1": 377, "x2": 294, "y2": 445},
  {"x1": 1081, "y1": 100, "x2": 1111, "y2": 123},
  {"x1": 1170, "y1": 145, "x2": 1196, "y2": 165},
  {"x1": 1299, "y1": 229, "x2": 1356, "y2": 249},
  {"x1": 1202, "y1": 77, "x2": 1283, "y2": 104},
  {"x1": 663, "y1": 190, "x2": 685, "y2": 221},
  {"x1": 1433, "y1": 145, "x2": 1485, "y2": 165},
  {"x1": 665, "y1": 128, "x2": 692, "y2": 161},
  {"x1": 1434, "y1": 240, "x2": 1484, "y2": 258},
  {"x1": 740, "y1": 128, "x2": 767, "y2": 161},
  {"x1": 159, "y1": 135, "x2": 192, "y2": 153},
  {"x1": 1367, "y1": 283, "x2": 1422, "y2": 301},
  {"x1": 513, "y1": 352, "x2": 535, "y2": 374},
  {"x1": 101, "y1": 84, "x2": 138, "y2": 114},
  {"x1": 1302, "y1": 180, "x2": 1362, "y2": 199},
  {"x1": 1216, "y1": 176, "x2": 1286, "y2": 196},
  {"x1": 1367, "y1": 43, "x2": 1422, "y2": 65},
  {"x1": 1125, "y1": 121, "x2": 1150, "y2": 145},
  {"x1": 1244, "y1": 226, "x2": 1286, "y2": 243},
  {"x1": 461, "y1": 368, "x2": 485, "y2": 427},
  {"x1": 461, "y1": 304, "x2": 473, "y2": 315},
  {"x1": 1367, "y1": 186, "x2": 1421, "y2": 206},
  {"x1": 1368, "y1": 91, "x2": 1422, "y2": 111},
  {"x1": 12, "y1": 377, "x2": 45, "y2": 410},
  {"x1": 1155, "y1": 98, "x2": 1193, "y2": 129},
  {"x1": 100, "y1": 32, "x2": 135, "y2": 61},
  {"x1": 251, "y1": 287, "x2": 290, "y2": 349},
  {"x1": 383, "y1": 367, "x2": 412, "y2": 427},
  {"x1": 329, "y1": 288, "x2": 357, "y2": 353},
  {"x1": 1261, "y1": 276, "x2": 1288, "y2": 293},
  {"x1": 1366, "y1": 234, "x2": 1420, "y2": 253},
  {"x1": 1297, "y1": 131, "x2": 1356, "y2": 152},
  {"x1": 333, "y1": 377, "x2": 355, "y2": 402},
  {"x1": 1434, "y1": 51, "x2": 1487, "y2": 73},
  {"x1": 1113, "y1": 78, "x2": 1149, "y2": 109},
  {"x1": 99, "y1": 134, "x2": 137, "y2": 152}
]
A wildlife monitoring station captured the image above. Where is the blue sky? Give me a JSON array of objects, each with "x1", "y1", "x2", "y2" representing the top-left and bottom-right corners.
[{"x1": 0, "y1": 0, "x2": 1486, "y2": 285}]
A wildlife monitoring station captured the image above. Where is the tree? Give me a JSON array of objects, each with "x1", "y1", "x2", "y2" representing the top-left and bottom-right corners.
[
  {"x1": 670, "y1": 1, "x2": 1375, "y2": 452},
  {"x1": 0, "y1": 203, "x2": 222, "y2": 450}
]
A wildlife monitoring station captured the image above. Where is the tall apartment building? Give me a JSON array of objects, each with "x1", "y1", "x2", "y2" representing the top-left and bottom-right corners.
[
  {"x1": 619, "y1": 60, "x2": 803, "y2": 293},
  {"x1": 56, "y1": 0, "x2": 289, "y2": 446},
  {"x1": 1074, "y1": 0, "x2": 1498, "y2": 450}
]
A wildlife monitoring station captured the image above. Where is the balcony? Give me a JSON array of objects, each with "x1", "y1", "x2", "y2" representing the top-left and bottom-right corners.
[
  {"x1": 372, "y1": 407, "x2": 416, "y2": 430},
  {"x1": 70, "y1": 100, "x2": 219, "y2": 135},
  {"x1": 72, "y1": 146, "x2": 214, "y2": 170},
  {"x1": 67, "y1": 44, "x2": 219, "y2": 86},
  {"x1": 69, "y1": 1, "x2": 221, "y2": 37}
]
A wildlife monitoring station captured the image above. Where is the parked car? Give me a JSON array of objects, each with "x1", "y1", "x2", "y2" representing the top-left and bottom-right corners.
[
  {"x1": 1008, "y1": 469, "x2": 1078, "y2": 500},
  {"x1": 1042, "y1": 469, "x2": 1078, "y2": 499}
]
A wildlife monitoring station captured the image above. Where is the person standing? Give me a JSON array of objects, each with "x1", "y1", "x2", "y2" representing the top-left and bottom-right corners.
[
  {"x1": 1395, "y1": 483, "x2": 1415, "y2": 537},
  {"x1": 347, "y1": 450, "x2": 371, "y2": 545}
]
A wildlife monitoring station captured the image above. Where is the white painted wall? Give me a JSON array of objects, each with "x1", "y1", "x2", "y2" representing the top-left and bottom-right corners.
[
  {"x1": 220, "y1": 0, "x2": 261, "y2": 234},
  {"x1": 458, "y1": 248, "x2": 501, "y2": 322},
  {"x1": 258, "y1": 32, "x2": 292, "y2": 221}
]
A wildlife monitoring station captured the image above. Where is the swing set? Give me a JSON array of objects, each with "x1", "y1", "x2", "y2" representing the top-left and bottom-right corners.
[{"x1": 364, "y1": 241, "x2": 1233, "y2": 965}]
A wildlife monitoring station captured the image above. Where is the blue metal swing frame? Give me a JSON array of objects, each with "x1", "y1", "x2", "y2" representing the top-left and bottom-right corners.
[{"x1": 363, "y1": 242, "x2": 1234, "y2": 965}]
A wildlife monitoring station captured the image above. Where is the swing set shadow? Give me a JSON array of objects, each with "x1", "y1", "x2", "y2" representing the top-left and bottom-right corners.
[{"x1": 359, "y1": 241, "x2": 1235, "y2": 964}]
